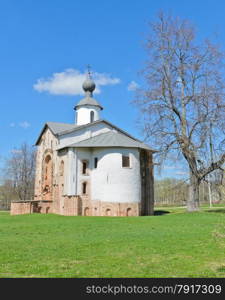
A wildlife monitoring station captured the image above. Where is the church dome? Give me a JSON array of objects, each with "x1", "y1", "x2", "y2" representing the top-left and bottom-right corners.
[
  {"x1": 74, "y1": 68, "x2": 103, "y2": 125},
  {"x1": 82, "y1": 78, "x2": 96, "y2": 93},
  {"x1": 75, "y1": 76, "x2": 103, "y2": 111}
]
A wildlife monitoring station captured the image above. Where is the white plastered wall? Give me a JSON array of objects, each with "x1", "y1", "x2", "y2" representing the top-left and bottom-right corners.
[
  {"x1": 73, "y1": 147, "x2": 141, "y2": 203},
  {"x1": 76, "y1": 105, "x2": 101, "y2": 125},
  {"x1": 58, "y1": 122, "x2": 113, "y2": 149},
  {"x1": 91, "y1": 148, "x2": 141, "y2": 203},
  {"x1": 76, "y1": 148, "x2": 92, "y2": 196}
]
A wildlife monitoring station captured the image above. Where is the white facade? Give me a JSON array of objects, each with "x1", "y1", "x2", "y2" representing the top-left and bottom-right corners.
[
  {"x1": 90, "y1": 148, "x2": 141, "y2": 203},
  {"x1": 76, "y1": 105, "x2": 101, "y2": 125},
  {"x1": 58, "y1": 122, "x2": 113, "y2": 149},
  {"x1": 61, "y1": 147, "x2": 141, "y2": 204}
]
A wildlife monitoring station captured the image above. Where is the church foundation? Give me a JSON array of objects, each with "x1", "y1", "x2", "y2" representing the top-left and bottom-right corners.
[{"x1": 10, "y1": 197, "x2": 140, "y2": 216}]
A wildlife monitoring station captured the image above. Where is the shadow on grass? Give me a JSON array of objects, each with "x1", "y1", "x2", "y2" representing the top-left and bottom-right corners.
[
  {"x1": 154, "y1": 210, "x2": 170, "y2": 216},
  {"x1": 206, "y1": 209, "x2": 225, "y2": 214}
]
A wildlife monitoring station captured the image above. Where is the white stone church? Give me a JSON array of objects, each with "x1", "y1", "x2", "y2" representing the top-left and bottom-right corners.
[{"x1": 11, "y1": 75, "x2": 155, "y2": 216}]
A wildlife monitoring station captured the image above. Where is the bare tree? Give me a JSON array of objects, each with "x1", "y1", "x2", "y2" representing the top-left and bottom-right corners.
[
  {"x1": 3, "y1": 143, "x2": 36, "y2": 201},
  {"x1": 0, "y1": 180, "x2": 18, "y2": 210},
  {"x1": 135, "y1": 12, "x2": 225, "y2": 211}
]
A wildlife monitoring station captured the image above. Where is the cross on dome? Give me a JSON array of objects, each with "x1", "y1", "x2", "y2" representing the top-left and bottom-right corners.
[
  {"x1": 82, "y1": 65, "x2": 96, "y2": 94},
  {"x1": 87, "y1": 64, "x2": 92, "y2": 79}
]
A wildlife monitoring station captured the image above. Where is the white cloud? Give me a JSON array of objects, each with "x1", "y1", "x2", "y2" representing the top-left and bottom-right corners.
[
  {"x1": 9, "y1": 122, "x2": 31, "y2": 129},
  {"x1": 19, "y1": 121, "x2": 30, "y2": 129},
  {"x1": 33, "y1": 68, "x2": 121, "y2": 95},
  {"x1": 127, "y1": 80, "x2": 139, "y2": 91}
]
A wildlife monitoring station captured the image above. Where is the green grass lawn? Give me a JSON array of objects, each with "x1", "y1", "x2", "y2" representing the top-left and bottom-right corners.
[{"x1": 0, "y1": 207, "x2": 225, "y2": 278}]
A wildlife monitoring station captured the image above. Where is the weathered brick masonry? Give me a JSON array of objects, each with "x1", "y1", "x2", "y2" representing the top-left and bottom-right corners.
[{"x1": 11, "y1": 197, "x2": 139, "y2": 216}]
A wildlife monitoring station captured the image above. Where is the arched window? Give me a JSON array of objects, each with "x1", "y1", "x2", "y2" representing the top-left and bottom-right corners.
[
  {"x1": 45, "y1": 155, "x2": 52, "y2": 180},
  {"x1": 90, "y1": 111, "x2": 94, "y2": 123},
  {"x1": 82, "y1": 182, "x2": 87, "y2": 194},
  {"x1": 45, "y1": 155, "x2": 51, "y2": 164}
]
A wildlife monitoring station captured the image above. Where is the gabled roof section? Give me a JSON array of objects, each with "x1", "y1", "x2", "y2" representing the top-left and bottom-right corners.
[
  {"x1": 57, "y1": 130, "x2": 154, "y2": 151},
  {"x1": 35, "y1": 122, "x2": 77, "y2": 145},
  {"x1": 35, "y1": 119, "x2": 156, "y2": 152},
  {"x1": 35, "y1": 119, "x2": 136, "y2": 145},
  {"x1": 56, "y1": 119, "x2": 140, "y2": 141},
  {"x1": 47, "y1": 122, "x2": 77, "y2": 134}
]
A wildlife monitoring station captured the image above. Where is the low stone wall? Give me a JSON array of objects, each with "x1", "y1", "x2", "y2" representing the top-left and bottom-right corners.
[
  {"x1": 11, "y1": 200, "x2": 53, "y2": 215},
  {"x1": 10, "y1": 201, "x2": 32, "y2": 215}
]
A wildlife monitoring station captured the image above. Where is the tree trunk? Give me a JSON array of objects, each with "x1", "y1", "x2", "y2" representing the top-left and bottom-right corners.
[{"x1": 187, "y1": 171, "x2": 200, "y2": 212}]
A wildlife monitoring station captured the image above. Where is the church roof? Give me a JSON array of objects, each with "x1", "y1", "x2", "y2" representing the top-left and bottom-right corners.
[
  {"x1": 34, "y1": 122, "x2": 76, "y2": 145},
  {"x1": 57, "y1": 130, "x2": 154, "y2": 151},
  {"x1": 35, "y1": 119, "x2": 140, "y2": 145},
  {"x1": 74, "y1": 96, "x2": 103, "y2": 110},
  {"x1": 35, "y1": 119, "x2": 156, "y2": 152},
  {"x1": 46, "y1": 122, "x2": 77, "y2": 134}
]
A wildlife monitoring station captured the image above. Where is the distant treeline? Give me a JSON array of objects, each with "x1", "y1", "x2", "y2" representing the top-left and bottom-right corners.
[{"x1": 154, "y1": 177, "x2": 224, "y2": 207}]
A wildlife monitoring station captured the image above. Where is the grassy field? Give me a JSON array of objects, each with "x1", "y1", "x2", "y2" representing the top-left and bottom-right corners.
[{"x1": 0, "y1": 207, "x2": 225, "y2": 278}]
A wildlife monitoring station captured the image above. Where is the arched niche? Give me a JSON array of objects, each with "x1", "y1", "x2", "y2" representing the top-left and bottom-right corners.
[
  {"x1": 84, "y1": 207, "x2": 90, "y2": 216},
  {"x1": 126, "y1": 208, "x2": 132, "y2": 216},
  {"x1": 42, "y1": 153, "x2": 53, "y2": 201},
  {"x1": 106, "y1": 208, "x2": 111, "y2": 216}
]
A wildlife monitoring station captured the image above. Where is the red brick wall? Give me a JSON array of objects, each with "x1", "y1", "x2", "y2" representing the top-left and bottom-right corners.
[
  {"x1": 11, "y1": 202, "x2": 31, "y2": 215},
  {"x1": 10, "y1": 201, "x2": 53, "y2": 215},
  {"x1": 80, "y1": 198, "x2": 139, "y2": 217},
  {"x1": 63, "y1": 196, "x2": 80, "y2": 216},
  {"x1": 38, "y1": 202, "x2": 53, "y2": 214},
  {"x1": 10, "y1": 198, "x2": 140, "y2": 217}
]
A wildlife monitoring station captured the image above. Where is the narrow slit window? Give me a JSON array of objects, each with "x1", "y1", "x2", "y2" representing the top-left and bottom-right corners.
[
  {"x1": 94, "y1": 157, "x2": 98, "y2": 168},
  {"x1": 82, "y1": 182, "x2": 87, "y2": 194},
  {"x1": 82, "y1": 161, "x2": 87, "y2": 174},
  {"x1": 122, "y1": 155, "x2": 130, "y2": 167},
  {"x1": 90, "y1": 111, "x2": 94, "y2": 123}
]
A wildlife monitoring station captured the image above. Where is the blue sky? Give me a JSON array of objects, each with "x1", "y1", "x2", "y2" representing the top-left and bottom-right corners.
[{"x1": 1, "y1": 0, "x2": 225, "y2": 178}]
